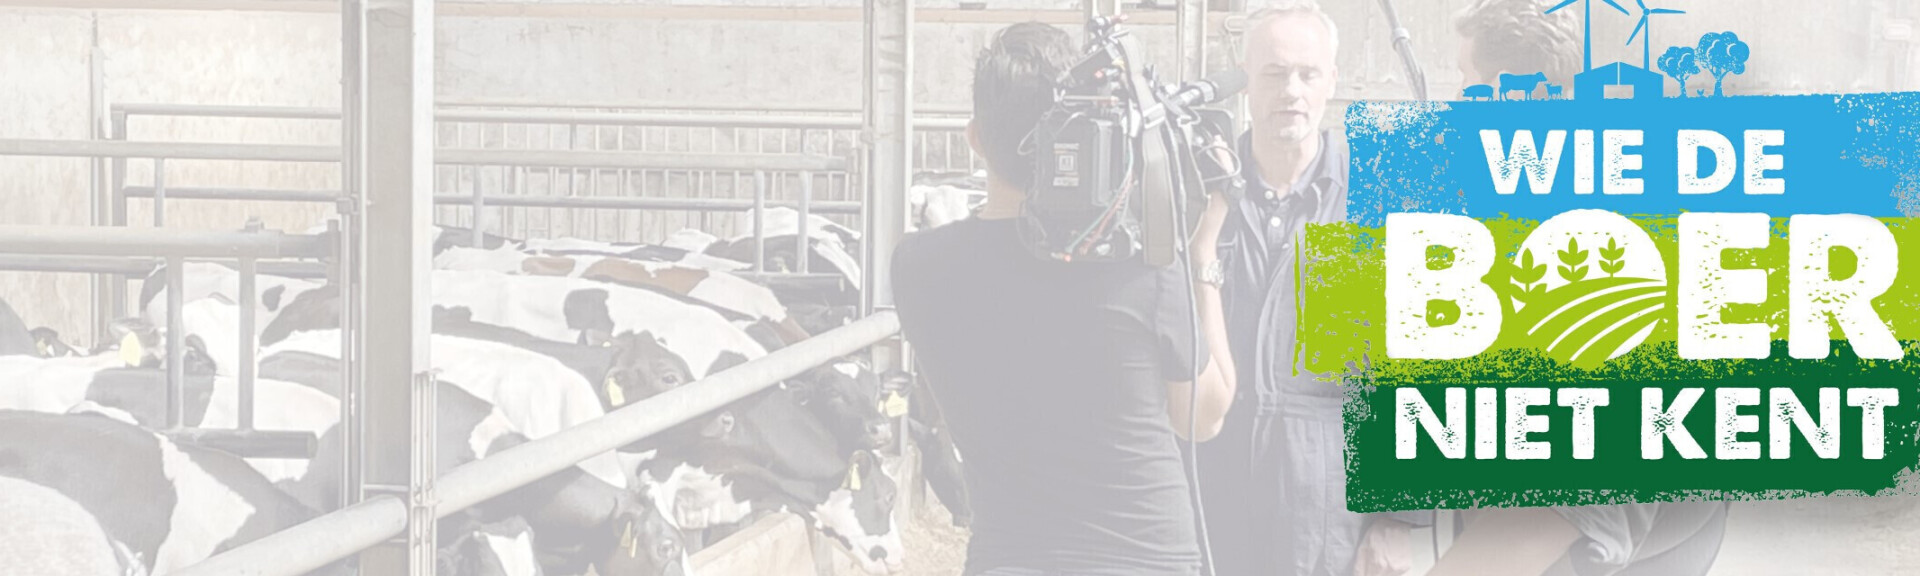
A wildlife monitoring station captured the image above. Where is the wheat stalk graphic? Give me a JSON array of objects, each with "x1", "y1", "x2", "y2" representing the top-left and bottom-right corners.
[{"x1": 1493, "y1": 236, "x2": 1673, "y2": 369}]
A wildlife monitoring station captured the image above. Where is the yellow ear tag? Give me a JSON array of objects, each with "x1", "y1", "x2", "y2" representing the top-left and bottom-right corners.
[
  {"x1": 881, "y1": 391, "x2": 909, "y2": 418},
  {"x1": 844, "y1": 460, "x2": 863, "y2": 492},
  {"x1": 34, "y1": 339, "x2": 49, "y2": 357},
  {"x1": 605, "y1": 377, "x2": 626, "y2": 407},
  {"x1": 118, "y1": 332, "x2": 144, "y2": 367},
  {"x1": 620, "y1": 519, "x2": 638, "y2": 558}
]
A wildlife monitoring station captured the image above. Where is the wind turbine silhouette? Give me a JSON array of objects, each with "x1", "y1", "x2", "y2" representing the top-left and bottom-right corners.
[
  {"x1": 1546, "y1": 0, "x2": 1631, "y2": 72},
  {"x1": 1626, "y1": 0, "x2": 1686, "y2": 70}
]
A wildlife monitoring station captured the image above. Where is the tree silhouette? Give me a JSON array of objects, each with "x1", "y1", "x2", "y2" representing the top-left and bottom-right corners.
[
  {"x1": 1658, "y1": 46, "x2": 1700, "y2": 97},
  {"x1": 1696, "y1": 31, "x2": 1750, "y2": 97}
]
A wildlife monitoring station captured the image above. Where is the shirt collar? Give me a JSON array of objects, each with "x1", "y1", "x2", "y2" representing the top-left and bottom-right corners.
[{"x1": 1238, "y1": 130, "x2": 1340, "y2": 210}]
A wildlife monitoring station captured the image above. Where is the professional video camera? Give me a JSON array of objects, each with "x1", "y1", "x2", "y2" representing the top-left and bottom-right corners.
[{"x1": 1018, "y1": 15, "x2": 1246, "y2": 267}]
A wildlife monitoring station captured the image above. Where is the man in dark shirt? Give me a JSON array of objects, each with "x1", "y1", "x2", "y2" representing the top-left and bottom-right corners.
[{"x1": 892, "y1": 22, "x2": 1237, "y2": 576}]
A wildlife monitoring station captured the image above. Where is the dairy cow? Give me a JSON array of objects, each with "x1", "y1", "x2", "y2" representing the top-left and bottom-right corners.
[
  {"x1": 0, "y1": 411, "x2": 349, "y2": 575},
  {"x1": 790, "y1": 359, "x2": 892, "y2": 452},
  {"x1": 138, "y1": 262, "x2": 320, "y2": 341},
  {"x1": 0, "y1": 476, "x2": 145, "y2": 576},
  {"x1": 271, "y1": 358, "x2": 685, "y2": 576},
  {"x1": 431, "y1": 269, "x2": 765, "y2": 380},
  {"x1": 0, "y1": 354, "x2": 218, "y2": 429},
  {"x1": 262, "y1": 328, "x2": 630, "y2": 490},
  {"x1": 521, "y1": 237, "x2": 750, "y2": 273},
  {"x1": 438, "y1": 245, "x2": 812, "y2": 348}
]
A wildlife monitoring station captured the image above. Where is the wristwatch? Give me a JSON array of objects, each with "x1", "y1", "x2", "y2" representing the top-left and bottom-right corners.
[{"x1": 1196, "y1": 259, "x2": 1226, "y2": 289}]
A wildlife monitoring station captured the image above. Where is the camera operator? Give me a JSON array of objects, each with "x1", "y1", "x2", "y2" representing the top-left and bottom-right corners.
[{"x1": 891, "y1": 21, "x2": 1238, "y2": 576}]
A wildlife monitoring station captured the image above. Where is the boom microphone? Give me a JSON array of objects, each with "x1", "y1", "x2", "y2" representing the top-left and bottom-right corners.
[{"x1": 1144, "y1": 68, "x2": 1248, "y2": 129}]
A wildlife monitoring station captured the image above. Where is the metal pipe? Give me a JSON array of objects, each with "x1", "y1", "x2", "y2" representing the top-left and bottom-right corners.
[
  {"x1": 0, "y1": 139, "x2": 340, "y2": 163},
  {"x1": 0, "y1": 255, "x2": 328, "y2": 278},
  {"x1": 113, "y1": 103, "x2": 971, "y2": 131},
  {"x1": 471, "y1": 165, "x2": 484, "y2": 248},
  {"x1": 753, "y1": 171, "x2": 766, "y2": 274},
  {"x1": 797, "y1": 171, "x2": 812, "y2": 274},
  {"x1": 0, "y1": 140, "x2": 849, "y2": 172},
  {"x1": 437, "y1": 148, "x2": 845, "y2": 172},
  {"x1": 172, "y1": 311, "x2": 900, "y2": 576},
  {"x1": 89, "y1": 35, "x2": 109, "y2": 345},
  {"x1": 171, "y1": 495, "x2": 409, "y2": 576},
  {"x1": 152, "y1": 158, "x2": 166, "y2": 227},
  {"x1": 0, "y1": 227, "x2": 333, "y2": 259},
  {"x1": 435, "y1": 311, "x2": 898, "y2": 510},
  {"x1": 166, "y1": 428, "x2": 316, "y2": 459},
  {"x1": 165, "y1": 256, "x2": 184, "y2": 430},
  {"x1": 429, "y1": 194, "x2": 861, "y2": 214},
  {"x1": 238, "y1": 257, "x2": 257, "y2": 431},
  {"x1": 119, "y1": 187, "x2": 863, "y2": 215},
  {"x1": 122, "y1": 186, "x2": 339, "y2": 203}
]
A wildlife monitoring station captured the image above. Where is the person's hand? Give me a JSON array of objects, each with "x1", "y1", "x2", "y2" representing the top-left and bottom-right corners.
[{"x1": 1352, "y1": 518, "x2": 1415, "y2": 576}]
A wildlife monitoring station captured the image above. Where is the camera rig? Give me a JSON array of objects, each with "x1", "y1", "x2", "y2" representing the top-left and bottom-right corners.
[{"x1": 1018, "y1": 15, "x2": 1245, "y2": 266}]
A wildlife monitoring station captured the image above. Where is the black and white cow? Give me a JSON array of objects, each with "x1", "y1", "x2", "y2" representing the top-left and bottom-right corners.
[
  {"x1": 273, "y1": 358, "x2": 685, "y2": 576},
  {"x1": 892, "y1": 370, "x2": 972, "y2": 528},
  {"x1": 437, "y1": 245, "x2": 812, "y2": 349},
  {"x1": 0, "y1": 339, "x2": 337, "y2": 484},
  {"x1": 790, "y1": 359, "x2": 892, "y2": 452},
  {"x1": 0, "y1": 354, "x2": 218, "y2": 429},
  {"x1": 138, "y1": 262, "x2": 320, "y2": 342},
  {"x1": 639, "y1": 383, "x2": 906, "y2": 574},
  {"x1": 520, "y1": 237, "x2": 751, "y2": 273},
  {"x1": 0, "y1": 475, "x2": 146, "y2": 575},
  {"x1": 431, "y1": 269, "x2": 765, "y2": 381},
  {"x1": 641, "y1": 443, "x2": 904, "y2": 575},
  {"x1": 262, "y1": 328, "x2": 630, "y2": 490},
  {"x1": 0, "y1": 410, "x2": 349, "y2": 575}
]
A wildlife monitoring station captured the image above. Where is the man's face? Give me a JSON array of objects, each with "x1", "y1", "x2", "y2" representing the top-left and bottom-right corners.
[{"x1": 1243, "y1": 14, "x2": 1339, "y2": 148}]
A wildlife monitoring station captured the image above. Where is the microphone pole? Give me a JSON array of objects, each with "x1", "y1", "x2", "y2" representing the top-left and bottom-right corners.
[{"x1": 1378, "y1": 0, "x2": 1429, "y2": 101}]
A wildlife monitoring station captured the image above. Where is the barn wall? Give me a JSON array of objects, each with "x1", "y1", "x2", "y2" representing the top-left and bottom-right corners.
[{"x1": 1, "y1": 0, "x2": 1913, "y2": 344}]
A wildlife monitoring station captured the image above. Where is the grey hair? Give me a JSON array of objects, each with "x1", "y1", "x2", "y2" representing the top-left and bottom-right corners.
[{"x1": 1245, "y1": 0, "x2": 1340, "y2": 53}]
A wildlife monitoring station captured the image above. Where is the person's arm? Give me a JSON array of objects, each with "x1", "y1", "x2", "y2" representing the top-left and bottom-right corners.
[
  {"x1": 1167, "y1": 189, "x2": 1238, "y2": 442},
  {"x1": 1425, "y1": 507, "x2": 1581, "y2": 576}
]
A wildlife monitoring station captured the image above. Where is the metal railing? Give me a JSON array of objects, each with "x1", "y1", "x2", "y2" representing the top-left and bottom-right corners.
[
  {"x1": 172, "y1": 310, "x2": 901, "y2": 576},
  {"x1": 109, "y1": 102, "x2": 977, "y2": 244},
  {"x1": 0, "y1": 225, "x2": 333, "y2": 458}
]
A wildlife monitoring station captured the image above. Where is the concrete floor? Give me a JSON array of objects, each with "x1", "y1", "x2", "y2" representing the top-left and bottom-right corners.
[{"x1": 898, "y1": 495, "x2": 1920, "y2": 576}]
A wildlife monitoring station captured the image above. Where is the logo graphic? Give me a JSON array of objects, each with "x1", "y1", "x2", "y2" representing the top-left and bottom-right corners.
[{"x1": 1320, "y1": 4, "x2": 1920, "y2": 512}]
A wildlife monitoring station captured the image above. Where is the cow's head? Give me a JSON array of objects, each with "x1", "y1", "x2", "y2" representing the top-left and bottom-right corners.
[
  {"x1": 28, "y1": 327, "x2": 76, "y2": 358},
  {"x1": 562, "y1": 289, "x2": 617, "y2": 347},
  {"x1": 439, "y1": 513, "x2": 544, "y2": 576},
  {"x1": 597, "y1": 495, "x2": 687, "y2": 576},
  {"x1": 602, "y1": 331, "x2": 693, "y2": 410},
  {"x1": 790, "y1": 359, "x2": 892, "y2": 451},
  {"x1": 96, "y1": 317, "x2": 162, "y2": 368},
  {"x1": 260, "y1": 284, "x2": 339, "y2": 347},
  {"x1": 816, "y1": 450, "x2": 904, "y2": 575}
]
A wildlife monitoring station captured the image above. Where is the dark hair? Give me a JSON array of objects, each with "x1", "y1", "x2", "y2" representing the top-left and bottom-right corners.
[
  {"x1": 972, "y1": 22, "x2": 1078, "y2": 191},
  {"x1": 1455, "y1": 0, "x2": 1581, "y2": 83}
]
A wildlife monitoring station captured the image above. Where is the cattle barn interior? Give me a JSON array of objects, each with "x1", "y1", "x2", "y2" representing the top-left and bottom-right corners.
[{"x1": 2, "y1": 1, "x2": 1918, "y2": 575}]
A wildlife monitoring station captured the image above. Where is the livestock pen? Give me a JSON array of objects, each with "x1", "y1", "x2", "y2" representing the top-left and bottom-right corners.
[{"x1": 0, "y1": 0, "x2": 939, "y2": 573}]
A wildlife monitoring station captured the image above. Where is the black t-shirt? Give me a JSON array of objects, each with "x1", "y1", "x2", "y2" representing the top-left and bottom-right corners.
[{"x1": 892, "y1": 217, "x2": 1204, "y2": 576}]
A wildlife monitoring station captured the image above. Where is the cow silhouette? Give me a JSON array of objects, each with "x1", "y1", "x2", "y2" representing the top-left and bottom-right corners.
[
  {"x1": 1462, "y1": 84, "x2": 1495, "y2": 101},
  {"x1": 1498, "y1": 72, "x2": 1548, "y2": 100},
  {"x1": 1545, "y1": 83, "x2": 1564, "y2": 99}
]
